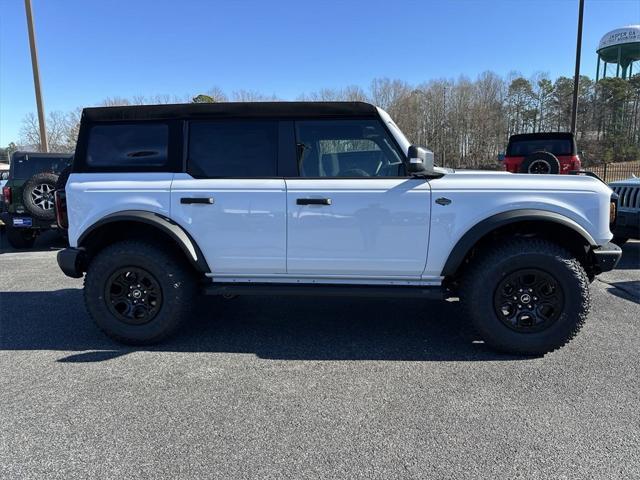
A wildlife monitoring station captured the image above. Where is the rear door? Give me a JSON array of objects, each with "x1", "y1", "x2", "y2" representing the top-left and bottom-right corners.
[
  {"x1": 285, "y1": 119, "x2": 431, "y2": 278},
  {"x1": 171, "y1": 120, "x2": 287, "y2": 275}
]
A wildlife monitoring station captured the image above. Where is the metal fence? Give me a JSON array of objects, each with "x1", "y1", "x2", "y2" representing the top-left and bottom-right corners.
[{"x1": 588, "y1": 161, "x2": 640, "y2": 183}]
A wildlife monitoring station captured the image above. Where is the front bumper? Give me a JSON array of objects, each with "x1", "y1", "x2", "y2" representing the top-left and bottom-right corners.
[
  {"x1": 591, "y1": 242, "x2": 622, "y2": 273},
  {"x1": 57, "y1": 248, "x2": 85, "y2": 278}
]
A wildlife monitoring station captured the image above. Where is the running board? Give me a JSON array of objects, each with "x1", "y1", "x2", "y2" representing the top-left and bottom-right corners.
[{"x1": 202, "y1": 283, "x2": 445, "y2": 299}]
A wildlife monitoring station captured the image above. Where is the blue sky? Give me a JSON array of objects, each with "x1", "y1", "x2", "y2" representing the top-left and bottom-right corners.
[{"x1": 1, "y1": 0, "x2": 639, "y2": 145}]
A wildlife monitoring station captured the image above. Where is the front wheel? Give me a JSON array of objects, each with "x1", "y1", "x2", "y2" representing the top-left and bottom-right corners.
[
  {"x1": 461, "y1": 238, "x2": 590, "y2": 355},
  {"x1": 84, "y1": 240, "x2": 198, "y2": 344}
]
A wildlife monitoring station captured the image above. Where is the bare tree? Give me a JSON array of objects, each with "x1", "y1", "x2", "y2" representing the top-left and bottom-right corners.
[
  {"x1": 19, "y1": 111, "x2": 73, "y2": 152},
  {"x1": 101, "y1": 97, "x2": 132, "y2": 107},
  {"x1": 232, "y1": 90, "x2": 279, "y2": 101},
  {"x1": 11, "y1": 72, "x2": 639, "y2": 165}
]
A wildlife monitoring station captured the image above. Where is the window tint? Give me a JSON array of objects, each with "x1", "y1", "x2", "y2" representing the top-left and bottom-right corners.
[
  {"x1": 508, "y1": 139, "x2": 573, "y2": 156},
  {"x1": 87, "y1": 124, "x2": 168, "y2": 167},
  {"x1": 188, "y1": 121, "x2": 278, "y2": 178},
  {"x1": 295, "y1": 120, "x2": 404, "y2": 177}
]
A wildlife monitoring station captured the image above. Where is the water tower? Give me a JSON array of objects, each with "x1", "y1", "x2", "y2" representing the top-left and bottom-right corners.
[{"x1": 595, "y1": 25, "x2": 640, "y2": 81}]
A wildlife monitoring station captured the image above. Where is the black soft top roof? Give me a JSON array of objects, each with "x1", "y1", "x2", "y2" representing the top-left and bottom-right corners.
[
  {"x1": 82, "y1": 101, "x2": 379, "y2": 122},
  {"x1": 508, "y1": 132, "x2": 574, "y2": 142}
]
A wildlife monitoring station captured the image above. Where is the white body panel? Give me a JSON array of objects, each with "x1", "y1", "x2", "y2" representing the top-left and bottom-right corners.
[
  {"x1": 68, "y1": 171, "x2": 613, "y2": 285},
  {"x1": 285, "y1": 178, "x2": 431, "y2": 277},
  {"x1": 66, "y1": 173, "x2": 174, "y2": 247},
  {"x1": 423, "y1": 172, "x2": 614, "y2": 278},
  {"x1": 170, "y1": 174, "x2": 287, "y2": 274}
]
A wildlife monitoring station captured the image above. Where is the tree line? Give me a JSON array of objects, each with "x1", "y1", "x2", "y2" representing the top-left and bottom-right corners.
[{"x1": 5, "y1": 71, "x2": 640, "y2": 167}]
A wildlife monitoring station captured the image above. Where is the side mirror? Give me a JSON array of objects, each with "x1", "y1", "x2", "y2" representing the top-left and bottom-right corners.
[
  {"x1": 407, "y1": 145, "x2": 434, "y2": 175},
  {"x1": 497, "y1": 152, "x2": 505, "y2": 162}
]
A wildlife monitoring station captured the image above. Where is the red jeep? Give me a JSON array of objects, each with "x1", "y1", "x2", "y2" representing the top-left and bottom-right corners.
[{"x1": 502, "y1": 132, "x2": 581, "y2": 174}]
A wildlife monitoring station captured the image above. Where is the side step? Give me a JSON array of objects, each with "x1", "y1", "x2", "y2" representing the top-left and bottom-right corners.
[{"x1": 202, "y1": 282, "x2": 445, "y2": 300}]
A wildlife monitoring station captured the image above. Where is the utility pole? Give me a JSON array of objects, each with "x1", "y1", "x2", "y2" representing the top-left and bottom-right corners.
[
  {"x1": 24, "y1": 0, "x2": 48, "y2": 152},
  {"x1": 570, "y1": 0, "x2": 584, "y2": 135}
]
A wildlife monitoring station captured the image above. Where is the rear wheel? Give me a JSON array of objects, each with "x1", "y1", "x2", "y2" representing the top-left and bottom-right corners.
[
  {"x1": 460, "y1": 238, "x2": 590, "y2": 355},
  {"x1": 84, "y1": 240, "x2": 198, "y2": 344},
  {"x1": 5, "y1": 225, "x2": 36, "y2": 249}
]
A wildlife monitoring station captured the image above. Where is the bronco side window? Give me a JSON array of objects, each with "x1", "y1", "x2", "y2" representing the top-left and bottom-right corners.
[
  {"x1": 86, "y1": 123, "x2": 169, "y2": 167},
  {"x1": 187, "y1": 120, "x2": 278, "y2": 178},
  {"x1": 295, "y1": 119, "x2": 405, "y2": 178}
]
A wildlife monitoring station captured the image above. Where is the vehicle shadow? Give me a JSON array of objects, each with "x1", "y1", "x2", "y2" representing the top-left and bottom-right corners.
[
  {"x1": 0, "y1": 288, "x2": 525, "y2": 363},
  {"x1": 606, "y1": 281, "x2": 640, "y2": 304},
  {"x1": 0, "y1": 229, "x2": 67, "y2": 254},
  {"x1": 616, "y1": 240, "x2": 640, "y2": 270}
]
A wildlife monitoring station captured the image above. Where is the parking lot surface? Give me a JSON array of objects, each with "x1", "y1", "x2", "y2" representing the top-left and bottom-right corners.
[{"x1": 1, "y1": 231, "x2": 639, "y2": 479}]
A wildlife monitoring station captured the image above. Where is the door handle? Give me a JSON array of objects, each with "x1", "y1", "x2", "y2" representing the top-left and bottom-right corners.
[
  {"x1": 181, "y1": 197, "x2": 214, "y2": 205},
  {"x1": 296, "y1": 198, "x2": 332, "y2": 206}
]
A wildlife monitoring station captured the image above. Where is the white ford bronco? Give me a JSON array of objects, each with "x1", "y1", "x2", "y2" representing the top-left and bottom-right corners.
[{"x1": 55, "y1": 102, "x2": 621, "y2": 354}]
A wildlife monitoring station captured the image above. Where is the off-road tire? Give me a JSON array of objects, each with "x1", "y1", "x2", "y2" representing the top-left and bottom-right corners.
[
  {"x1": 84, "y1": 240, "x2": 198, "y2": 345},
  {"x1": 612, "y1": 236, "x2": 628, "y2": 246},
  {"x1": 5, "y1": 225, "x2": 36, "y2": 249},
  {"x1": 460, "y1": 238, "x2": 590, "y2": 355},
  {"x1": 520, "y1": 151, "x2": 561, "y2": 174},
  {"x1": 22, "y1": 172, "x2": 59, "y2": 221}
]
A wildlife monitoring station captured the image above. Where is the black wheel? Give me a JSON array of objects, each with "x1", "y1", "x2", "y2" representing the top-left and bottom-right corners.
[
  {"x1": 461, "y1": 238, "x2": 590, "y2": 355},
  {"x1": 22, "y1": 172, "x2": 59, "y2": 221},
  {"x1": 520, "y1": 151, "x2": 560, "y2": 174},
  {"x1": 612, "y1": 236, "x2": 628, "y2": 246},
  {"x1": 84, "y1": 240, "x2": 198, "y2": 344},
  {"x1": 5, "y1": 225, "x2": 36, "y2": 249}
]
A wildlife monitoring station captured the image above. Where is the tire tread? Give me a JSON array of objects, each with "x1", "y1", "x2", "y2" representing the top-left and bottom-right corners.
[
  {"x1": 461, "y1": 238, "x2": 590, "y2": 355},
  {"x1": 84, "y1": 240, "x2": 197, "y2": 345}
]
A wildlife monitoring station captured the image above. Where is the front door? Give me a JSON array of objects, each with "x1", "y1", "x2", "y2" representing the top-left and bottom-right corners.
[{"x1": 286, "y1": 119, "x2": 431, "y2": 278}]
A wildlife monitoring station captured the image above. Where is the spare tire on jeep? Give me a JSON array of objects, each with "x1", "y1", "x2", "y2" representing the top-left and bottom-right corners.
[
  {"x1": 520, "y1": 151, "x2": 561, "y2": 174},
  {"x1": 22, "y1": 172, "x2": 58, "y2": 221}
]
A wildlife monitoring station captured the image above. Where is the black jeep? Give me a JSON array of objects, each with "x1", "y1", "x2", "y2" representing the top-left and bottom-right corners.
[{"x1": 1, "y1": 151, "x2": 73, "y2": 249}]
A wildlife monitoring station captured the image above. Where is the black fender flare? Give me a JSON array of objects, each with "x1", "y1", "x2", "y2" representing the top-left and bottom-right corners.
[
  {"x1": 440, "y1": 209, "x2": 597, "y2": 277},
  {"x1": 78, "y1": 210, "x2": 211, "y2": 273}
]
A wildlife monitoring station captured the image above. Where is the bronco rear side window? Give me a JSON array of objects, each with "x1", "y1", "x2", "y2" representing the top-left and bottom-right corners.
[
  {"x1": 187, "y1": 120, "x2": 278, "y2": 178},
  {"x1": 87, "y1": 124, "x2": 168, "y2": 167}
]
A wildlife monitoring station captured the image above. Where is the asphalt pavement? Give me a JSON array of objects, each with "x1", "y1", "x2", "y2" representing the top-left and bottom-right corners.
[{"x1": 1, "y1": 230, "x2": 639, "y2": 479}]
